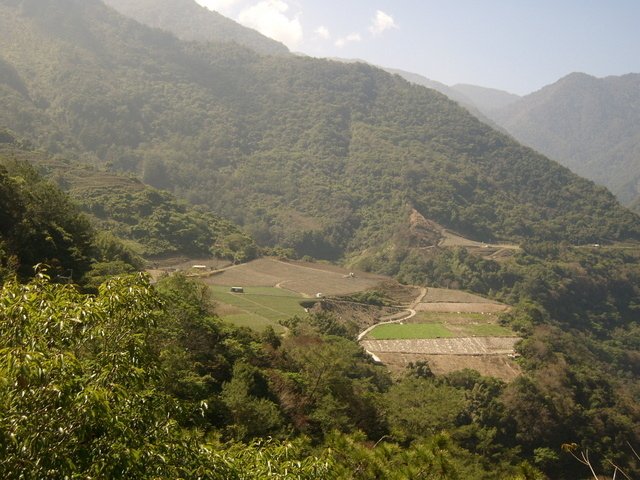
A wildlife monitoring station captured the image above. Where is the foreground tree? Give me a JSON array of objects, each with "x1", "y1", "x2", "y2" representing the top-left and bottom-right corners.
[{"x1": 0, "y1": 271, "x2": 334, "y2": 479}]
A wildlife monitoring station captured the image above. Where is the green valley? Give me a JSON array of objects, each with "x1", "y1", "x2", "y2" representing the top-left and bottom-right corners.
[{"x1": 0, "y1": 0, "x2": 639, "y2": 479}]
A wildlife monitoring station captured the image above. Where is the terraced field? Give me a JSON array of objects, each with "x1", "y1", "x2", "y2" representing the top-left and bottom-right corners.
[
  {"x1": 368, "y1": 317, "x2": 515, "y2": 340},
  {"x1": 204, "y1": 258, "x2": 386, "y2": 296},
  {"x1": 202, "y1": 258, "x2": 390, "y2": 332},
  {"x1": 155, "y1": 257, "x2": 522, "y2": 381},
  {"x1": 361, "y1": 288, "x2": 522, "y2": 380},
  {"x1": 208, "y1": 286, "x2": 305, "y2": 332},
  {"x1": 362, "y1": 337, "x2": 519, "y2": 355}
]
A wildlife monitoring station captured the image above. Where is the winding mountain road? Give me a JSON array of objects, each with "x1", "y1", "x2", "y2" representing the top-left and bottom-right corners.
[{"x1": 357, "y1": 287, "x2": 427, "y2": 342}]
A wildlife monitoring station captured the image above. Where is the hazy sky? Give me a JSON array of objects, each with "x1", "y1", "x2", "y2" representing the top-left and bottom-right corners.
[{"x1": 194, "y1": 0, "x2": 640, "y2": 95}]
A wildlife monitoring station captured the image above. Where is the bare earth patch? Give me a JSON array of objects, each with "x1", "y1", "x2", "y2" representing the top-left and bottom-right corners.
[
  {"x1": 415, "y1": 302, "x2": 510, "y2": 313},
  {"x1": 362, "y1": 338, "x2": 522, "y2": 381},
  {"x1": 361, "y1": 337, "x2": 519, "y2": 355}
]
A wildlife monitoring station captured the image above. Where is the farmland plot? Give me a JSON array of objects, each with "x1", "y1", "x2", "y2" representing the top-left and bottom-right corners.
[
  {"x1": 361, "y1": 337, "x2": 519, "y2": 355},
  {"x1": 208, "y1": 285, "x2": 305, "y2": 332},
  {"x1": 205, "y1": 258, "x2": 385, "y2": 296},
  {"x1": 415, "y1": 302, "x2": 509, "y2": 313},
  {"x1": 361, "y1": 289, "x2": 521, "y2": 380},
  {"x1": 371, "y1": 352, "x2": 522, "y2": 381},
  {"x1": 203, "y1": 258, "x2": 397, "y2": 332}
]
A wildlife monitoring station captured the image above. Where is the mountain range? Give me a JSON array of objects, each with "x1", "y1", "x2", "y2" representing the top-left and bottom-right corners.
[
  {"x1": 484, "y1": 72, "x2": 640, "y2": 207},
  {"x1": 0, "y1": 0, "x2": 638, "y2": 265},
  {"x1": 385, "y1": 71, "x2": 640, "y2": 209},
  {"x1": 98, "y1": 0, "x2": 640, "y2": 211}
]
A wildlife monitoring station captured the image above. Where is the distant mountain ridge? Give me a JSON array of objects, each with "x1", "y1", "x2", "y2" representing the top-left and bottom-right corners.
[
  {"x1": 476, "y1": 72, "x2": 640, "y2": 205},
  {"x1": 102, "y1": 0, "x2": 289, "y2": 56},
  {"x1": 450, "y1": 84, "x2": 520, "y2": 112},
  {"x1": 329, "y1": 63, "x2": 505, "y2": 129},
  {"x1": 375, "y1": 68, "x2": 640, "y2": 207}
]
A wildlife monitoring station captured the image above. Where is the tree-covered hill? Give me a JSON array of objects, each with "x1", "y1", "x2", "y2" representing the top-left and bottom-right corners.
[
  {"x1": 380, "y1": 67, "x2": 507, "y2": 129},
  {"x1": 0, "y1": 154, "x2": 94, "y2": 283},
  {"x1": 102, "y1": 0, "x2": 289, "y2": 56},
  {"x1": 484, "y1": 72, "x2": 640, "y2": 205},
  {"x1": 0, "y1": 132, "x2": 256, "y2": 261},
  {"x1": 0, "y1": 0, "x2": 638, "y2": 262}
]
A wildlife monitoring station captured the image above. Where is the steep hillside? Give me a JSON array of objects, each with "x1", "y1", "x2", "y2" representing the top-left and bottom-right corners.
[
  {"x1": 0, "y1": 139, "x2": 96, "y2": 282},
  {"x1": 0, "y1": 0, "x2": 638, "y2": 262},
  {"x1": 382, "y1": 68, "x2": 472, "y2": 106},
  {"x1": 489, "y1": 72, "x2": 640, "y2": 204},
  {"x1": 102, "y1": 0, "x2": 289, "y2": 56},
  {"x1": 0, "y1": 131, "x2": 256, "y2": 261},
  {"x1": 380, "y1": 68, "x2": 503, "y2": 129}
]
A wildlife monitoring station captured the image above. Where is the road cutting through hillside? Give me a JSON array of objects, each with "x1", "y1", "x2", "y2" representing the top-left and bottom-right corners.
[{"x1": 357, "y1": 287, "x2": 427, "y2": 341}]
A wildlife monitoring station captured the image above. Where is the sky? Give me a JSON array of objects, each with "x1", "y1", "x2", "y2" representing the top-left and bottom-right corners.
[{"x1": 194, "y1": 0, "x2": 640, "y2": 95}]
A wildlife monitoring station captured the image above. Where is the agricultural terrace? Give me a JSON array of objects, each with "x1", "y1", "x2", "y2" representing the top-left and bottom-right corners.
[
  {"x1": 208, "y1": 286, "x2": 304, "y2": 333},
  {"x1": 204, "y1": 258, "x2": 386, "y2": 297},
  {"x1": 203, "y1": 258, "x2": 390, "y2": 332},
  {"x1": 369, "y1": 317, "x2": 515, "y2": 340},
  {"x1": 361, "y1": 288, "x2": 521, "y2": 380}
]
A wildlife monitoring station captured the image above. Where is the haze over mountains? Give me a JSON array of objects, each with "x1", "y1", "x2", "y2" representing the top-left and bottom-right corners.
[
  {"x1": 101, "y1": 0, "x2": 640, "y2": 210},
  {"x1": 485, "y1": 73, "x2": 640, "y2": 207},
  {"x1": 388, "y1": 70, "x2": 640, "y2": 208},
  {"x1": 102, "y1": 0, "x2": 289, "y2": 55},
  {"x1": 0, "y1": 0, "x2": 638, "y2": 264}
]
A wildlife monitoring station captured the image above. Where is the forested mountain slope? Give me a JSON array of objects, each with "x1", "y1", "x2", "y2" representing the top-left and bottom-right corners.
[
  {"x1": 487, "y1": 72, "x2": 640, "y2": 205},
  {"x1": 102, "y1": 0, "x2": 289, "y2": 56},
  {"x1": 0, "y1": 131, "x2": 255, "y2": 261},
  {"x1": 0, "y1": 0, "x2": 638, "y2": 262},
  {"x1": 0, "y1": 154, "x2": 94, "y2": 283}
]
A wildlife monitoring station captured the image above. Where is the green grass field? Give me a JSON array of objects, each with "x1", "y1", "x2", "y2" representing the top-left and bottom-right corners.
[
  {"x1": 369, "y1": 323, "x2": 455, "y2": 340},
  {"x1": 369, "y1": 321, "x2": 516, "y2": 340},
  {"x1": 209, "y1": 286, "x2": 305, "y2": 332}
]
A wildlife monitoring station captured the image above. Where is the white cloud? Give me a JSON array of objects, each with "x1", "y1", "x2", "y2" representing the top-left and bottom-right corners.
[
  {"x1": 369, "y1": 10, "x2": 397, "y2": 35},
  {"x1": 315, "y1": 26, "x2": 330, "y2": 40},
  {"x1": 194, "y1": 0, "x2": 243, "y2": 15},
  {"x1": 334, "y1": 33, "x2": 362, "y2": 48},
  {"x1": 238, "y1": 1, "x2": 303, "y2": 49}
]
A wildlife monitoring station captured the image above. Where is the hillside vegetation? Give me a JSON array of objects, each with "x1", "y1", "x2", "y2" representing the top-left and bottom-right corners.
[
  {"x1": 0, "y1": 0, "x2": 638, "y2": 263},
  {"x1": 485, "y1": 72, "x2": 640, "y2": 205},
  {"x1": 0, "y1": 132, "x2": 256, "y2": 261}
]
